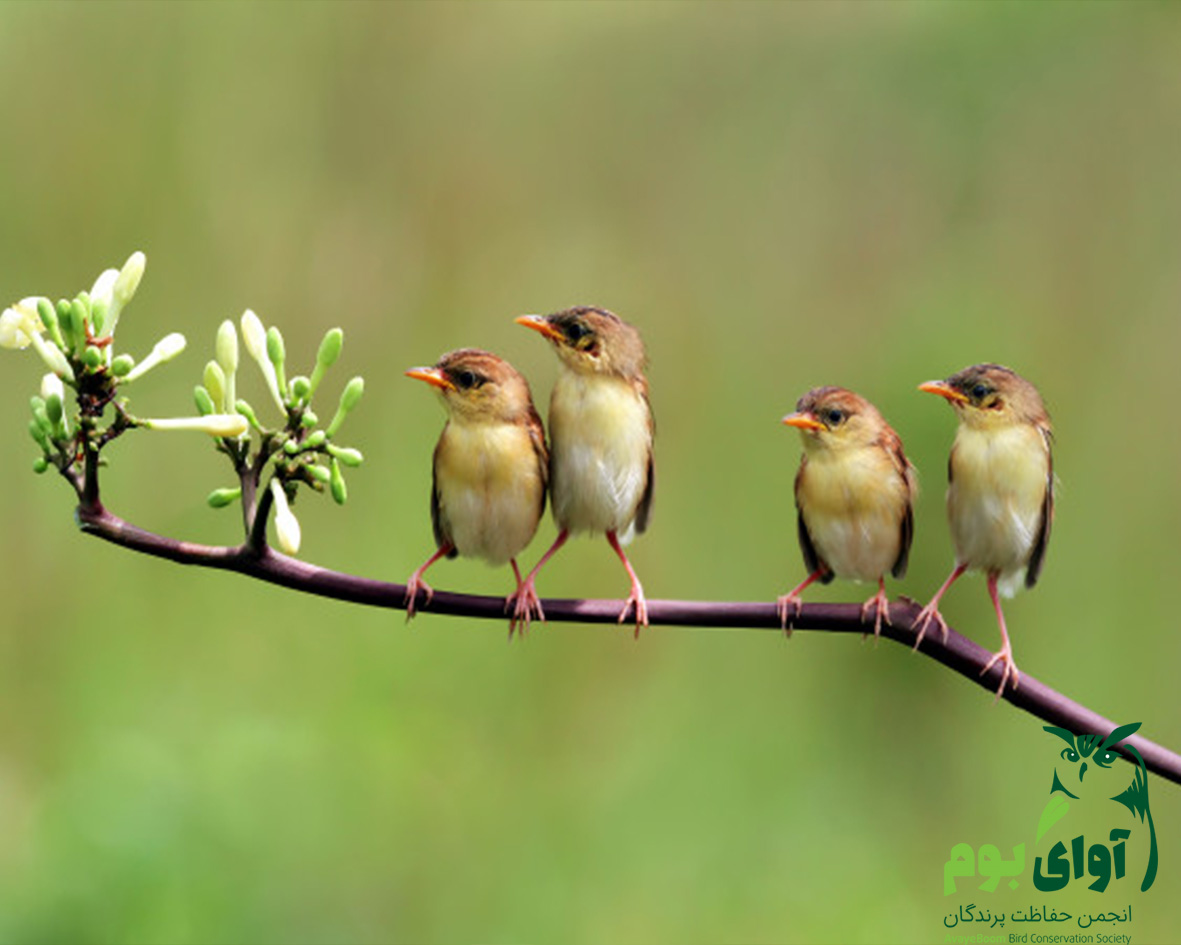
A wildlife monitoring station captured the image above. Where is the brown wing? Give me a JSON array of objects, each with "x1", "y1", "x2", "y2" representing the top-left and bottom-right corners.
[
  {"x1": 882, "y1": 425, "x2": 917, "y2": 580},
  {"x1": 524, "y1": 401, "x2": 549, "y2": 524},
  {"x1": 794, "y1": 457, "x2": 833, "y2": 583},
  {"x1": 430, "y1": 430, "x2": 458, "y2": 558},
  {"x1": 633, "y1": 381, "x2": 655, "y2": 535},
  {"x1": 1025, "y1": 425, "x2": 1054, "y2": 588}
]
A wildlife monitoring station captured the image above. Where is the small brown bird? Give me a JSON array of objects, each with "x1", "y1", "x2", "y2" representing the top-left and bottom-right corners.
[
  {"x1": 778, "y1": 387, "x2": 916, "y2": 638},
  {"x1": 914, "y1": 363, "x2": 1054, "y2": 698},
  {"x1": 403, "y1": 349, "x2": 548, "y2": 628},
  {"x1": 514, "y1": 306, "x2": 654, "y2": 634}
]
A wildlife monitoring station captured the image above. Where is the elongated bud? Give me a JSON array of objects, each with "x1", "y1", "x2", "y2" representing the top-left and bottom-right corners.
[
  {"x1": 216, "y1": 319, "x2": 238, "y2": 410},
  {"x1": 45, "y1": 392, "x2": 63, "y2": 428},
  {"x1": 308, "y1": 327, "x2": 343, "y2": 397},
  {"x1": 57, "y1": 299, "x2": 80, "y2": 353},
  {"x1": 204, "y1": 360, "x2": 227, "y2": 412},
  {"x1": 194, "y1": 385, "x2": 216, "y2": 416},
  {"x1": 240, "y1": 310, "x2": 284, "y2": 413},
  {"x1": 29, "y1": 332, "x2": 75, "y2": 381},
  {"x1": 330, "y1": 457, "x2": 347, "y2": 505},
  {"x1": 111, "y1": 354, "x2": 135, "y2": 377},
  {"x1": 90, "y1": 299, "x2": 109, "y2": 337},
  {"x1": 37, "y1": 299, "x2": 65, "y2": 350},
  {"x1": 143, "y1": 415, "x2": 250, "y2": 437},
  {"x1": 29, "y1": 396, "x2": 51, "y2": 434},
  {"x1": 326, "y1": 444, "x2": 363, "y2": 467},
  {"x1": 113, "y1": 251, "x2": 145, "y2": 308},
  {"x1": 266, "y1": 326, "x2": 288, "y2": 399},
  {"x1": 302, "y1": 430, "x2": 326, "y2": 450},
  {"x1": 306, "y1": 464, "x2": 331, "y2": 484},
  {"x1": 207, "y1": 487, "x2": 242, "y2": 508},
  {"x1": 29, "y1": 418, "x2": 50, "y2": 450},
  {"x1": 326, "y1": 377, "x2": 364, "y2": 437},
  {"x1": 123, "y1": 332, "x2": 187, "y2": 383},
  {"x1": 270, "y1": 480, "x2": 301, "y2": 555}
]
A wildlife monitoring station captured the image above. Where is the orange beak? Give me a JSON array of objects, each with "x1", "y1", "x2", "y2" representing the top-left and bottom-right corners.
[
  {"x1": 782, "y1": 411, "x2": 824, "y2": 432},
  {"x1": 515, "y1": 314, "x2": 564, "y2": 342},
  {"x1": 405, "y1": 366, "x2": 455, "y2": 391},
  {"x1": 919, "y1": 379, "x2": 968, "y2": 404}
]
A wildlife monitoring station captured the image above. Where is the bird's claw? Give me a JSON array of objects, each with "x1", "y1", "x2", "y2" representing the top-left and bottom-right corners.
[
  {"x1": 507, "y1": 580, "x2": 544, "y2": 638},
  {"x1": 860, "y1": 590, "x2": 892, "y2": 642},
  {"x1": 911, "y1": 603, "x2": 949, "y2": 651},
  {"x1": 404, "y1": 575, "x2": 435, "y2": 622},
  {"x1": 776, "y1": 593, "x2": 802, "y2": 637},
  {"x1": 618, "y1": 585, "x2": 649, "y2": 638},
  {"x1": 980, "y1": 646, "x2": 1020, "y2": 701}
]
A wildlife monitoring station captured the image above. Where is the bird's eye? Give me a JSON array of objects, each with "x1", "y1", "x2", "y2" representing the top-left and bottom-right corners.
[
  {"x1": 1061, "y1": 749, "x2": 1079, "y2": 763},
  {"x1": 1096, "y1": 750, "x2": 1116, "y2": 767},
  {"x1": 565, "y1": 322, "x2": 588, "y2": 342},
  {"x1": 825, "y1": 408, "x2": 843, "y2": 425},
  {"x1": 971, "y1": 383, "x2": 989, "y2": 400},
  {"x1": 454, "y1": 370, "x2": 479, "y2": 390}
]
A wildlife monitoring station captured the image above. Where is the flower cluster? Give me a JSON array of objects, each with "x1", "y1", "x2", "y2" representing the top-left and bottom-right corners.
[{"x1": 4, "y1": 251, "x2": 364, "y2": 558}]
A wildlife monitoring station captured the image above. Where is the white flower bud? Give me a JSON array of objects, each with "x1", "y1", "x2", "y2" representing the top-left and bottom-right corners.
[
  {"x1": 240, "y1": 309, "x2": 284, "y2": 413},
  {"x1": 123, "y1": 332, "x2": 187, "y2": 383},
  {"x1": 113, "y1": 251, "x2": 145, "y2": 307},
  {"x1": 270, "y1": 480, "x2": 301, "y2": 555},
  {"x1": 143, "y1": 414, "x2": 250, "y2": 437},
  {"x1": 28, "y1": 331, "x2": 75, "y2": 381},
  {"x1": 89, "y1": 270, "x2": 119, "y2": 308},
  {"x1": 40, "y1": 373, "x2": 64, "y2": 402}
]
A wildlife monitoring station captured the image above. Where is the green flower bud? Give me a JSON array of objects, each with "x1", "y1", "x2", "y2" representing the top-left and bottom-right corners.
[
  {"x1": 309, "y1": 328, "x2": 343, "y2": 398},
  {"x1": 290, "y1": 375, "x2": 310, "y2": 402},
  {"x1": 283, "y1": 438, "x2": 302, "y2": 455},
  {"x1": 330, "y1": 457, "x2": 347, "y2": 505},
  {"x1": 111, "y1": 354, "x2": 136, "y2": 377},
  {"x1": 306, "y1": 463, "x2": 331, "y2": 484},
  {"x1": 302, "y1": 430, "x2": 326, "y2": 450},
  {"x1": 32, "y1": 457, "x2": 49, "y2": 474},
  {"x1": 82, "y1": 345, "x2": 104, "y2": 370},
  {"x1": 301, "y1": 411, "x2": 318, "y2": 428},
  {"x1": 266, "y1": 326, "x2": 288, "y2": 400},
  {"x1": 37, "y1": 299, "x2": 65, "y2": 350},
  {"x1": 235, "y1": 398, "x2": 261, "y2": 430},
  {"x1": 204, "y1": 360, "x2": 227, "y2": 412},
  {"x1": 28, "y1": 419, "x2": 50, "y2": 450},
  {"x1": 194, "y1": 385, "x2": 216, "y2": 416},
  {"x1": 71, "y1": 297, "x2": 90, "y2": 336},
  {"x1": 207, "y1": 486, "x2": 242, "y2": 508},
  {"x1": 90, "y1": 299, "x2": 109, "y2": 337},
  {"x1": 326, "y1": 376, "x2": 364, "y2": 437},
  {"x1": 326, "y1": 444, "x2": 363, "y2": 467},
  {"x1": 45, "y1": 393, "x2": 63, "y2": 428},
  {"x1": 57, "y1": 299, "x2": 79, "y2": 352}
]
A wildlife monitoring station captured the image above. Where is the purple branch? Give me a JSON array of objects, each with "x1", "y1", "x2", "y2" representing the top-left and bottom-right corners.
[{"x1": 73, "y1": 502, "x2": 1181, "y2": 787}]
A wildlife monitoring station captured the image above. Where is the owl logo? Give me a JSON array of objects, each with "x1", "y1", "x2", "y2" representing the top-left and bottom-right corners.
[{"x1": 1037, "y1": 721, "x2": 1157, "y2": 892}]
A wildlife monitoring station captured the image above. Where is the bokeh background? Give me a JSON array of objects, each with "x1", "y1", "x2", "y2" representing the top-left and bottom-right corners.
[{"x1": 1, "y1": 4, "x2": 1178, "y2": 943}]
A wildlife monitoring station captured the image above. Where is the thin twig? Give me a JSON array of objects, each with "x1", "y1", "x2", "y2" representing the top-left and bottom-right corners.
[{"x1": 73, "y1": 502, "x2": 1181, "y2": 787}]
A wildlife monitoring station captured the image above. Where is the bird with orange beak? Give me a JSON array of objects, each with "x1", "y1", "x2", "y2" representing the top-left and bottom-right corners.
[
  {"x1": 914, "y1": 364, "x2": 1054, "y2": 698},
  {"x1": 514, "y1": 307, "x2": 654, "y2": 634},
  {"x1": 403, "y1": 349, "x2": 548, "y2": 628},
  {"x1": 778, "y1": 387, "x2": 916, "y2": 638}
]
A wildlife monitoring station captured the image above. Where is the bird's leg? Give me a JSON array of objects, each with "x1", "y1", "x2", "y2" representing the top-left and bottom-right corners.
[
  {"x1": 980, "y1": 573, "x2": 1020, "y2": 701},
  {"x1": 860, "y1": 577, "x2": 892, "y2": 642},
  {"x1": 776, "y1": 569, "x2": 825, "y2": 636},
  {"x1": 404, "y1": 543, "x2": 454, "y2": 621},
  {"x1": 510, "y1": 530, "x2": 569, "y2": 635},
  {"x1": 912, "y1": 562, "x2": 967, "y2": 650},
  {"x1": 606, "y1": 530, "x2": 648, "y2": 637}
]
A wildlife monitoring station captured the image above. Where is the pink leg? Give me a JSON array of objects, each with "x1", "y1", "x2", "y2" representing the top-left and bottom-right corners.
[
  {"x1": 776, "y1": 569, "x2": 826, "y2": 636},
  {"x1": 913, "y1": 562, "x2": 967, "y2": 650},
  {"x1": 404, "y1": 543, "x2": 454, "y2": 620},
  {"x1": 510, "y1": 530, "x2": 569, "y2": 635},
  {"x1": 860, "y1": 577, "x2": 892, "y2": 641},
  {"x1": 606, "y1": 530, "x2": 648, "y2": 637},
  {"x1": 980, "y1": 573, "x2": 1020, "y2": 701}
]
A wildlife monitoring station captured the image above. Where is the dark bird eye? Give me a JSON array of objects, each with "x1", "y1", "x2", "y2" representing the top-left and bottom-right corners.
[
  {"x1": 971, "y1": 383, "x2": 989, "y2": 400},
  {"x1": 1061, "y1": 749, "x2": 1079, "y2": 763},
  {"x1": 566, "y1": 322, "x2": 589, "y2": 343},
  {"x1": 1096, "y1": 751, "x2": 1116, "y2": 767},
  {"x1": 454, "y1": 370, "x2": 478, "y2": 390},
  {"x1": 826, "y1": 408, "x2": 843, "y2": 425}
]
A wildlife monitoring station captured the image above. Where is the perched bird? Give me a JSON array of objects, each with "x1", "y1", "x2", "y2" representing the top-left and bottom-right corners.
[
  {"x1": 514, "y1": 306, "x2": 654, "y2": 634},
  {"x1": 914, "y1": 363, "x2": 1054, "y2": 698},
  {"x1": 403, "y1": 349, "x2": 548, "y2": 629},
  {"x1": 778, "y1": 387, "x2": 916, "y2": 638}
]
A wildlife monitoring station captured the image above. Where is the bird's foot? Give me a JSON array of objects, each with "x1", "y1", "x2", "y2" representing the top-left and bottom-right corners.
[
  {"x1": 506, "y1": 578, "x2": 545, "y2": 638},
  {"x1": 618, "y1": 581, "x2": 649, "y2": 639},
  {"x1": 980, "y1": 644, "x2": 1020, "y2": 702},
  {"x1": 404, "y1": 573, "x2": 435, "y2": 622},
  {"x1": 860, "y1": 587, "x2": 892, "y2": 642},
  {"x1": 776, "y1": 593, "x2": 803, "y2": 637},
  {"x1": 912, "y1": 602, "x2": 949, "y2": 651}
]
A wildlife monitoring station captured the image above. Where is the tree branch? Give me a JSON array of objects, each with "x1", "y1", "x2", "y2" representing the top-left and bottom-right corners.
[{"x1": 73, "y1": 502, "x2": 1181, "y2": 787}]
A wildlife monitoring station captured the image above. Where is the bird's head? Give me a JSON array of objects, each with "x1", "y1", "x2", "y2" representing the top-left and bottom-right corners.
[
  {"x1": 1043, "y1": 722, "x2": 1140, "y2": 799},
  {"x1": 516, "y1": 307, "x2": 646, "y2": 379},
  {"x1": 919, "y1": 363, "x2": 1049, "y2": 432},
  {"x1": 405, "y1": 348, "x2": 535, "y2": 424},
  {"x1": 782, "y1": 386, "x2": 886, "y2": 454}
]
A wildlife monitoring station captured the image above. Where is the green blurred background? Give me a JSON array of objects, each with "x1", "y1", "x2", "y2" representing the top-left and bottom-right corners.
[{"x1": 1, "y1": 4, "x2": 1178, "y2": 943}]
